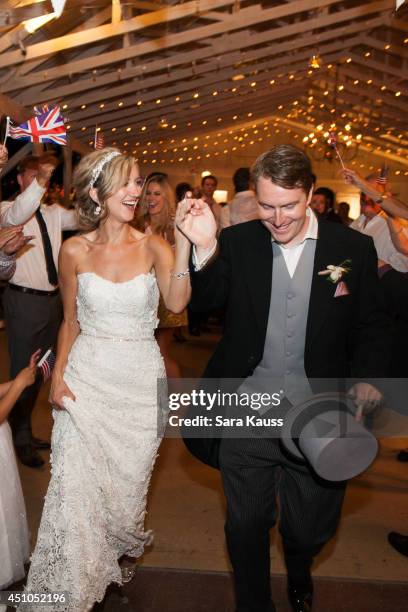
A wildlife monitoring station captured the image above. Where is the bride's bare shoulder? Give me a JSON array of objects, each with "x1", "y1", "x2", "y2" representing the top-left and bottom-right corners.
[{"x1": 60, "y1": 233, "x2": 94, "y2": 259}]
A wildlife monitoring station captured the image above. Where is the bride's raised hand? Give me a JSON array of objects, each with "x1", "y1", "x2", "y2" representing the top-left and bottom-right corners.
[
  {"x1": 50, "y1": 372, "x2": 76, "y2": 410},
  {"x1": 175, "y1": 194, "x2": 217, "y2": 248}
]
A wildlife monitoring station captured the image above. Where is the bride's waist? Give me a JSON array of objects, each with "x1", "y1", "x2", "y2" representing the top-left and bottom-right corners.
[{"x1": 79, "y1": 330, "x2": 155, "y2": 342}]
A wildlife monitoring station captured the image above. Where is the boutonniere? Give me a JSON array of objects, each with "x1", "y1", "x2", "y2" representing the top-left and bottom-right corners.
[{"x1": 318, "y1": 259, "x2": 351, "y2": 297}]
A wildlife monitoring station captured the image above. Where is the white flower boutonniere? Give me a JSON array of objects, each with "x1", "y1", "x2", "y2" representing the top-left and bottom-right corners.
[
  {"x1": 318, "y1": 259, "x2": 351, "y2": 283},
  {"x1": 318, "y1": 260, "x2": 351, "y2": 297}
]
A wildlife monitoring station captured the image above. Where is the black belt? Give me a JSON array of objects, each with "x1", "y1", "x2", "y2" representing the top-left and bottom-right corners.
[{"x1": 8, "y1": 283, "x2": 59, "y2": 297}]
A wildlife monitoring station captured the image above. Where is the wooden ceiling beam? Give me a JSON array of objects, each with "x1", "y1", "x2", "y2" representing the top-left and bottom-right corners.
[
  {"x1": 306, "y1": 88, "x2": 408, "y2": 130},
  {"x1": 18, "y1": 12, "x2": 384, "y2": 109},
  {"x1": 62, "y1": 38, "x2": 352, "y2": 124},
  {"x1": 347, "y1": 51, "x2": 407, "y2": 80},
  {"x1": 281, "y1": 117, "x2": 408, "y2": 166},
  {"x1": 72, "y1": 79, "x2": 306, "y2": 141},
  {"x1": 3, "y1": 0, "x2": 372, "y2": 91},
  {"x1": 360, "y1": 33, "x2": 408, "y2": 60},
  {"x1": 389, "y1": 19, "x2": 408, "y2": 33},
  {"x1": 18, "y1": 5, "x2": 113, "y2": 78},
  {"x1": 65, "y1": 49, "x2": 345, "y2": 133},
  {"x1": 113, "y1": 88, "x2": 306, "y2": 148},
  {"x1": 0, "y1": 0, "x2": 237, "y2": 68},
  {"x1": 337, "y1": 67, "x2": 408, "y2": 112}
]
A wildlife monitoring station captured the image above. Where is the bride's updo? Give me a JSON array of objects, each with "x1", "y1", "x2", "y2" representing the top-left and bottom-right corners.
[{"x1": 73, "y1": 147, "x2": 136, "y2": 230}]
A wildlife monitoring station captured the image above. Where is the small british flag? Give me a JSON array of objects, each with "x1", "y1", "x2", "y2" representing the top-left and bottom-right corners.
[
  {"x1": 94, "y1": 126, "x2": 105, "y2": 150},
  {"x1": 37, "y1": 349, "x2": 56, "y2": 383},
  {"x1": 8, "y1": 106, "x2": 66, "y2": 146}
]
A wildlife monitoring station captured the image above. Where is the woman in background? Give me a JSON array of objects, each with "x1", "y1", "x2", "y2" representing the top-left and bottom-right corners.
[{"x1": 137, "y1": 174, "x2": 188, "y2": 377}]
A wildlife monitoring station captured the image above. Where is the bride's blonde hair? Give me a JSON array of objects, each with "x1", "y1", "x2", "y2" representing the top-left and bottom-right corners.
[{"x1": 74, "y1": 147, "x2": 136, "y2": 230}]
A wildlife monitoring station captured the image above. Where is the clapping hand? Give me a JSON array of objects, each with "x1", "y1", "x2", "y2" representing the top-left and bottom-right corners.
[{"x1": 175, "y1": 193, "x2": 217, "y2": 248}]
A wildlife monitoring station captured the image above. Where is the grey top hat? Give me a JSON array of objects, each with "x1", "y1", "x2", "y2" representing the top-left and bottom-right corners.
[{"x1": 281, "y1": 392, "x2": 378, "y2": 481}]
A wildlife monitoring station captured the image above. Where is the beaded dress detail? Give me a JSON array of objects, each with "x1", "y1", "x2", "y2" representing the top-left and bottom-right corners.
[{"x1": 23, "y1": 272, "x2": 165, "y2": 611}]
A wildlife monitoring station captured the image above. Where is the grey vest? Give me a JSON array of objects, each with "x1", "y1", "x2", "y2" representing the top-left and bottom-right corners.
[{"x1": 241, "y1": 239, "x2": 316, "y2": 408}]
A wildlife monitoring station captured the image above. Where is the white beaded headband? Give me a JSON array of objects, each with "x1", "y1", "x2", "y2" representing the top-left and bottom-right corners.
[{"x1": 89, "y1": 151, "x2": 121, "y2": 188}]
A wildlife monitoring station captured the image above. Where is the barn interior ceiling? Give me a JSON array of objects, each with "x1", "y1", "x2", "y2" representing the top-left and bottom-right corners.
[{"x1": 0, "y1": 0, "x2": 407, "y2": 172}]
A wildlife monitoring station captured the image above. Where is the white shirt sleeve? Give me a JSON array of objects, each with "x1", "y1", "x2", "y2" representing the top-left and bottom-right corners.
[
  {"x1": 0, "y1": 179, "x2": 46, "y2": 226},
  {"x1": 220, "y1": 206, "x2": 230, "y2": 230},
  {"x1": 59, "y1": 206, "x2": 79, "y2": 231},
  {"x1": 191, "y1": 241, "x2": 218, "y2": 271}
]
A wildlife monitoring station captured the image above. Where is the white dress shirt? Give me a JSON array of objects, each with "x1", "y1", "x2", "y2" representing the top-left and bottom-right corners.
[
  {"x1": 350, "y1": 214, "x2": 408, "y2": 273},
  {"x1": 220, "y1": 190, "x2": 259, "y2": 230},
  {"x1": 272, "y1": 208, "x2": 318, "y2": 278},
  {"x1": 0, "y1": 179, "x2": 78, "y2": 290}
]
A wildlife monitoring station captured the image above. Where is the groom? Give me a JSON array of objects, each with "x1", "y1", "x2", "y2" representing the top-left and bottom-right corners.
[{"x1": 184, "y1": 145, "x2": 392, "y2": 612}]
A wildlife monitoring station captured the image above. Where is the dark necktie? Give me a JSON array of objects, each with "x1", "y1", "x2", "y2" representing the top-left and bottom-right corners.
[{"x1": 35, "y1": 208, "x2": 58, "y2": 286}]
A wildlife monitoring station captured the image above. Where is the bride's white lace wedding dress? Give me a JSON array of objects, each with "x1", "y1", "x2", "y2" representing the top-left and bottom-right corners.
[{"x1": 22, "y1": 271, "x2": 166, "y2": 611}]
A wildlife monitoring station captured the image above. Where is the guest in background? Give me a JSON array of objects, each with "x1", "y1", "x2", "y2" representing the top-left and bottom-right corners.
[
  {"x1": 201, "y1": 174, "x2": 222, "y2": 230},
  {"x1": 0, "y1": 350, "x2": 40, "y2": 591},
  {"x1": 337, "y1": 201, "x2": 353, "y2": 226},
  {"x1": 137, "y1": 173, "x2": 187, "y2": 376},
  {"x1": 348, "y1": 185, "x2": 408, "y2": 273},
  {"x1": 0, "y1": 154, "x2": 78, "y2": 468},
  {"x1": 342, "y1": 167, "x2": 408, "y2": 221},
  {"x1": 220, "y1": 167, "x2": 259, "y2": 229},
  {"x1": 311, "y1": 186, "x2": 341, "y2": 223}
]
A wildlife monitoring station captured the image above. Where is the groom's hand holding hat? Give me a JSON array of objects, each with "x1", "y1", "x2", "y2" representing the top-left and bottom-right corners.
[{"x1": 348, "y1": 382, "x2": 383, "y2": 422}]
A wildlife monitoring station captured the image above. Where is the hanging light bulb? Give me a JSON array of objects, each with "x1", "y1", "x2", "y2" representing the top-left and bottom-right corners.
[{"x1": 308, "y1": 53, "x2": 322, "y2": 70}]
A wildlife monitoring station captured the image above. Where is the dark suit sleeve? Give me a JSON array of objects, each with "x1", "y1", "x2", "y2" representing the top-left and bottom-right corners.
[
  {"x1": 189, "y1": 229, "x2": 231, "y2": 313},
  {"x1": 350, "y1": 237, "x2": 393, "y2": 377}
]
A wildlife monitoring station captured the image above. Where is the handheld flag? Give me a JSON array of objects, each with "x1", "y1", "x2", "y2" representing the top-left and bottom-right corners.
[
  {"x1": 328, "y1": 131, "x2": 346, "y2": 170},
  {"x1": 377, "y1": 163, "x2": 389, "y2": 186},
  {"x1": 37, "y1": 349, "x2": 56, "y2": 383},
  {"x1": 94, "y1": 126, "x2": 105, "y2": 150},
  {"x1": 9, "y1": 106, "x2": 66, "y2": 146}
]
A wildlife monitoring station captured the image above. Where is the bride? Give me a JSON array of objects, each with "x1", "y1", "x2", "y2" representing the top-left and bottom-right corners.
[{"x1": 21, "y1": 148, "x2": 215, "y2": 611}]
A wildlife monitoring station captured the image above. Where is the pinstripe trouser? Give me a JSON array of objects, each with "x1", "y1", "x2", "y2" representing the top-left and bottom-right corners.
[
  {"x1": 219, "y1": 436, "x2": 346, "y2": 612},
  {"x1": 3, "y1": 287, "x2": 62, "y2": 446}
]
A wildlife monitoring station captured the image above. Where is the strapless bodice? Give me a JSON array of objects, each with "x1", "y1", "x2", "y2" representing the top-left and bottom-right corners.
[{"x1": 76, "y1": 272, "x2": 159, "y2": 341}]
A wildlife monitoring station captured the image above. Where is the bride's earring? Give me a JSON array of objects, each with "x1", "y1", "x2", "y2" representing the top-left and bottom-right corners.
[{"x1": 89, "y1": 186, "x2": 101, "y2": 216}]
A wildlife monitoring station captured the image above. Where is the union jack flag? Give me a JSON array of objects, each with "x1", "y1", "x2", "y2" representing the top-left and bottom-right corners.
[
  {"x1": 94, "y1": 126, "x2": 105, "y2": 150},
  {"x1": 9, "y1": 106, "x2": 66, "y2": 146},
  {"x1": 37, "y1": 348, "x2": 56, "y2": 383}
]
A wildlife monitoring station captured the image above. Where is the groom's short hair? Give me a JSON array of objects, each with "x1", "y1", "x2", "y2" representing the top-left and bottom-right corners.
[{"x1": 251, "y1": 145, "x2": 314, "y2": 195}]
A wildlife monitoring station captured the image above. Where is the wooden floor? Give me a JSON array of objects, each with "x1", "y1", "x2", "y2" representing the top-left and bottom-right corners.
[
  {"x1": 97, "y1": 568, "x2": 408, "y2": 612},
  {"x1": 1, "y1": 325, "x2": 407, "y2": 612}
]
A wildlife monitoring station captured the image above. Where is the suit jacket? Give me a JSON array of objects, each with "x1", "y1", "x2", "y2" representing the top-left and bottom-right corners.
[{"x1": 185, "y1": 219, "x2": 393, "y2": 467}]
